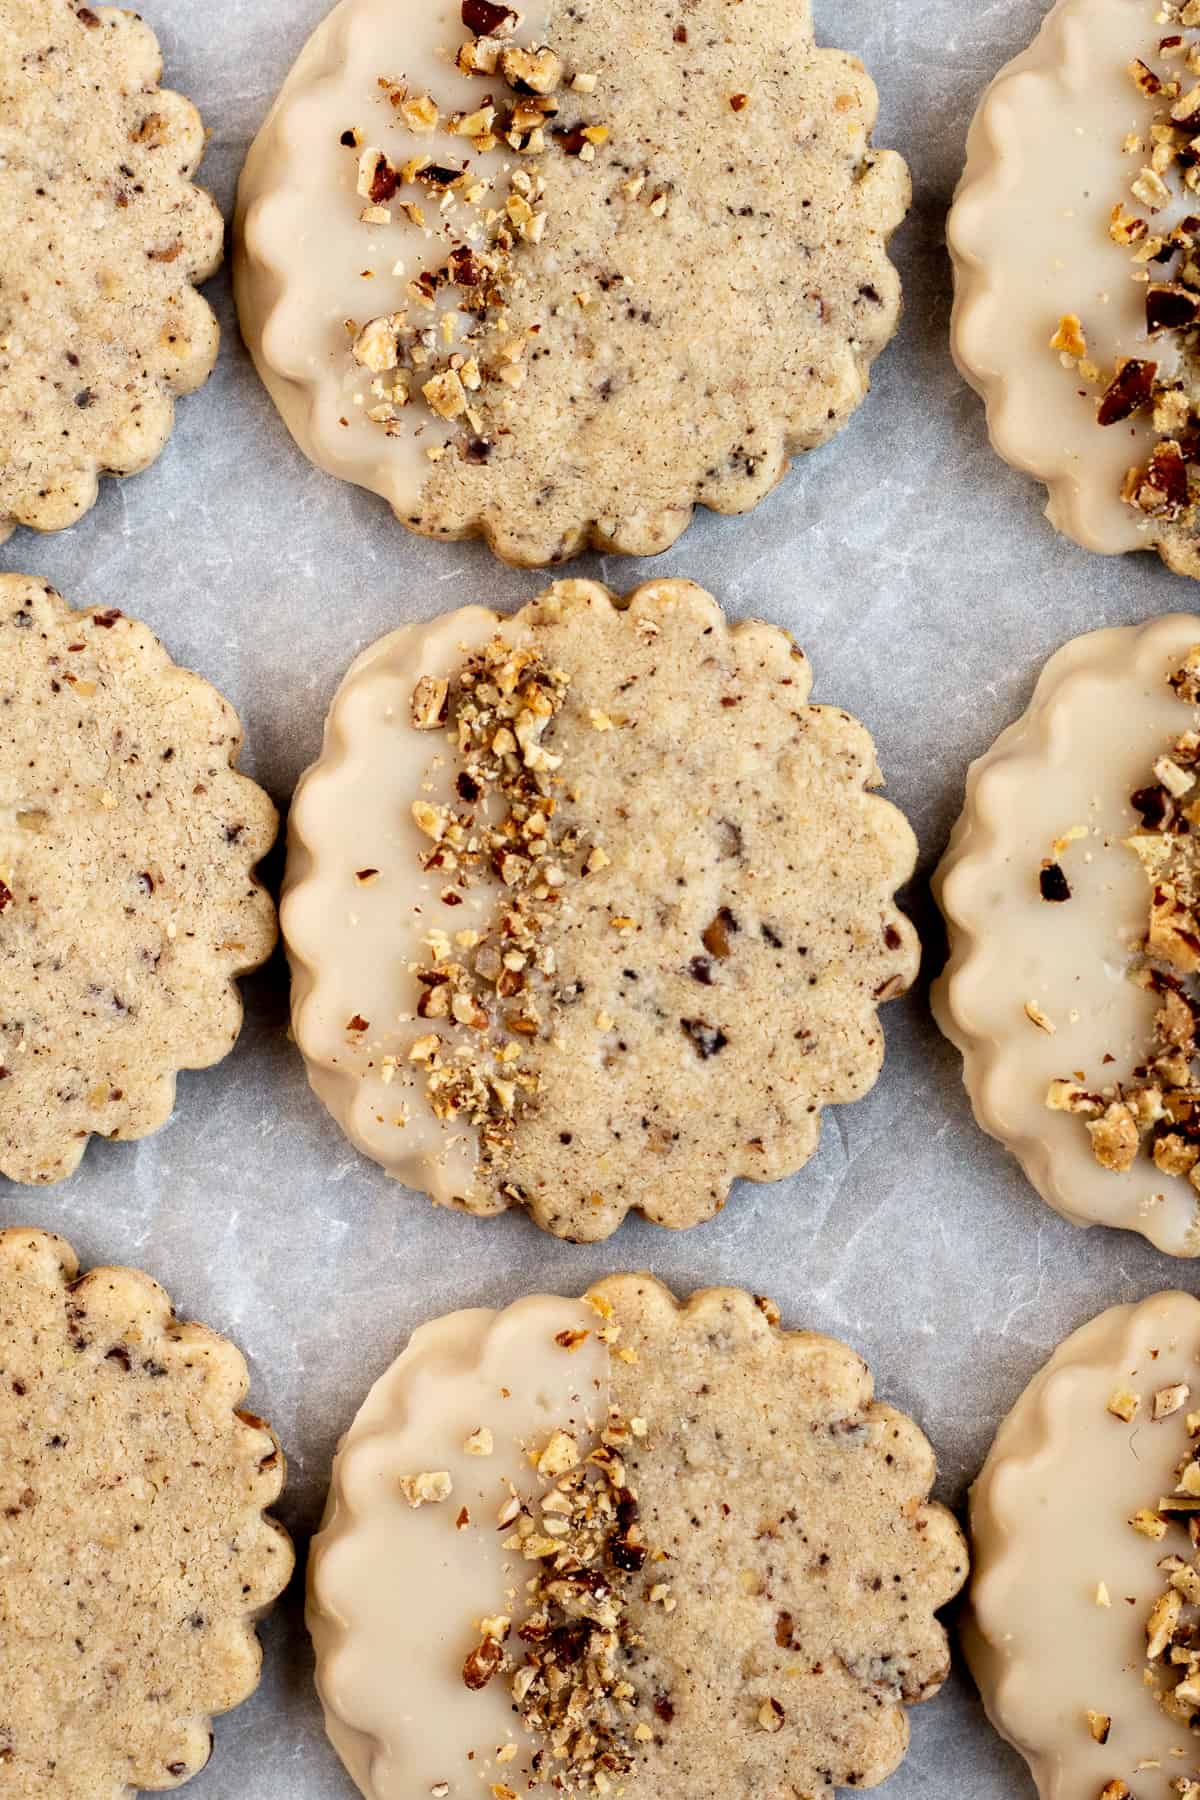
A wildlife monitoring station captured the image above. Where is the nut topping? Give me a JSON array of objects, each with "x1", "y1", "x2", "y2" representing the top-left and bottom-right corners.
[{"x1": 1047, "y1": 647, "x2": 1200, "y2": 1185}]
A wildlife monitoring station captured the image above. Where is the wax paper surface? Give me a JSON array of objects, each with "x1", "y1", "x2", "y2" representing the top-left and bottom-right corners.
[{"x1": 0, "y1": 1, "x2": 1178, "y2": 1794}]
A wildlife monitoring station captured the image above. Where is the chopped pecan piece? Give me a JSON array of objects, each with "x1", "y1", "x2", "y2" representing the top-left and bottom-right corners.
[
  {"x1": 462, "y1": 0, "x2": 519, "y2": 35},
  {"x1": 1147, "y1": 282, "x2": 1200, "y2": 334},
  {"x1": 1097, "y1": 357, "x2": 1158, "y2": 425}
]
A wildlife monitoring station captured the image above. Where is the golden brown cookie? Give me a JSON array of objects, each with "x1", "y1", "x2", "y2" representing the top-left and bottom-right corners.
[
  {"x1": 0, "y1": 1227, "x2": 294, "y2": 1794},
  {"x1": 0, "y1": 0, "x2": 223, "y2": 542},
  {"x1": 309, "y1": 1275, "x2": 967, "y2": 1800},
  {"x1": 934, "y1": 614, "x2": 1200, "y2": 1256},
  {"x1": 950, "y1": 0, "x2": 1200, "y2": 576},
  {"x1": 0, "y1": 575, "x2": 278, "y2": 1184},
  {"x1": 235, "y1": 0, "x2": 909, "y2": 565},
  {"x1": 283, "y1": 578, "x2": 919, "y2": 1239}
]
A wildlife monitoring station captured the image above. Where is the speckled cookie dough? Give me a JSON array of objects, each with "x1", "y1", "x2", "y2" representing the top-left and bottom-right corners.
[
  {"x1": 0, "y1": 576, "x2": 278, "y2": 1185},
  {"x1": 308, "y1": 1275, "x2": 967, "y2": 1800},
  {"x1": 283, "y1": 578, "x2": 919, "y2": 1241},
  {"x1": 0, "y1": 1228, "x2": 294, "y2": 1796},
  {"x1": 0, "y1": 0, "x2": 223, "y2": 543},
  {"x1": 235, "y1": 0, "x2": 909, "y2": 567}
]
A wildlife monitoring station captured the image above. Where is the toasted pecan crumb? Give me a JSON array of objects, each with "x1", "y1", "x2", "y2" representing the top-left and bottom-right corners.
[{"x1": 400, "y1": 1470, "x2": 454, "y2": 1507}]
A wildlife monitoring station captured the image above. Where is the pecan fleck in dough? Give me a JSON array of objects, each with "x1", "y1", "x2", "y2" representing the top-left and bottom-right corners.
[
  {"x1": 0, "y1": 1229, "x2": 293, "y2": 1794},
  {"x1": 0, "y1": 0, "x2": 222, "y2": 542},
  {"x1": 0, "y1": 576, "x2": 278, "y2": 1184},
  {"x1": 236, "y1": 0, "x2": 909, "y2": 565}
]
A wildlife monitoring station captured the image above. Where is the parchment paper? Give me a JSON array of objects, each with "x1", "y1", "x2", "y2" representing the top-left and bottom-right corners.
[{"x1": 0, "y1": 1, "x2": 1180, "y2": 1793}]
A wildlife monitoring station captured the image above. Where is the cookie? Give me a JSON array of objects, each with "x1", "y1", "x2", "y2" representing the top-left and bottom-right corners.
[
  {"x1": 283, "y1": 577, "x2": 918, "y2": 1240},
  {"x1": 950, "y1": 0, "x2": 1200, "y2": 577},
  {"x1": 0, "y1": 1227, "x2": 294, "y2": 1794},
  {"x1": 966, "y1": 1290, "x2": 1200, "y2": 1800},
  {"x1": 0, "y1": 575, "x2": 278, "y2": 1185},
  {"x1": 932, "y1": 614, "x2": 1200, "y2": 1255},
  {"x1": 309, "y1": 1274, "x2": 966, "y2": 1800},
  {"x1": 0, "y1": 1, "x2": 223, "y2": 545},
  {"x1": 234, "y1": 0, "x2": 908, "y2": 567}
]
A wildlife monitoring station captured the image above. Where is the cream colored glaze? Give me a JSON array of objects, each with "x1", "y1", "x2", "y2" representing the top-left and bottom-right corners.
[
  {"x1": 933, "y1": 614, "x2": 1200, "y2": 1257},
  {"x1": 283, "y1": 606, "x2": 507, "y2": 1205},
  {"x1": 967, "y1": 1292, "x2": 1200, "y2": 1798},
  {"x1": 950, "y1": 0, "x2": 1187, "y2": 556},
  {"x1": 235, "y1": 0, "x2": 549, "y2": 516},
  {"x1": 307, "y1": 1295, "x2": 609, "y2": 1800}
]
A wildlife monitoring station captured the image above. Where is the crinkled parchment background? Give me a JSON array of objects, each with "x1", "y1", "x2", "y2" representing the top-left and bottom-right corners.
[{"x1": 0, "y1": 1, "x2": 1182, "y2": 1794}]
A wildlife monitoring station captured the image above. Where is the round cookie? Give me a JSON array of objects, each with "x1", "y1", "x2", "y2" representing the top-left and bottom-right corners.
[
  {"x1": 0, "y1": 1, "x2": 223, "y2": 543},
  {"x1": 0, "y1": 1227, "x2": 294, "y2": 1794},
  {"x1": 309, "y1": 1274, "x2": 967, "y2": 1800},
  {"x1": 0, "y1": 575, "x2": 278, "y2": 1185},
  {"x1": 967, "y1": 1290, "x2": 1200, "y2": 1800},
  {"x1": 283, "y1": 577, "x2": 919, "y2": 1240},
  {"x1": 950, "y1": 0, "x2": 1200, "y2": 577},
  {"x1": 934, "y1": 613, "x2": 1200, "y2": 1257},
  {"x1": 234, "y1": 0, "x2": 909, "y2": 566}
]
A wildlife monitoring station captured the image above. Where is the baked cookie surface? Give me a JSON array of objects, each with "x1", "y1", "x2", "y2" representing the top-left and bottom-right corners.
[
  {"x1": 283, "y1": 578, "x2": 918, "y2": 1240},
  {"x1": 0, "y1": 575, "x2": 278, "y2": 1185},
  {"x1": 235, "y1": 0, "x2": 909, "y2": 566},
  {"x1": 967, "y1": 1290, "x2": 1200, "y2": 1800},
  {"x1": 309, "y1": 1274, "x2": 966, "y2": 1800},
  {"x1": 934, "y1": 613, "x2": 1200, "y2": 1256},
  {"x1": 0, "y1": 0, "x2": 223, "y2": 543},
  {"x1": 0, "y1": 1227, "x2": 294, "y2": 1796},
  {"x1": 951, "y1": 0, "x2": 1200, "y2": 575}
]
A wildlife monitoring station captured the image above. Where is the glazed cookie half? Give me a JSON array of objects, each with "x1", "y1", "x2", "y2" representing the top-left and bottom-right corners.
[
  {"x1": 950, "y1": 0, "x2": 1200, "y2": 576},
  {"x1": 967, "y1": 1290, "x2": 1200, "y2": 1800},
  {"x1": 234, "y1": 0, "x2": 909, "y2": 566},
  {"x1": 934, "y1": 613, "x2": 1200, "y2": 1256},
  {"x1": 0, "y1": 1, "x2": 223, "y2": 543},
  {"x1": 309, "y1": 1274, "x2": 967, "y2": 1800},
  {"x1": 0, "y1": 576, "x2": 278, "y2": 1184},
  {"x1": 283, "y1": 578, "x2": 919, "y2": 1240},
  {"x1": 0, "y1": 1228, "x2": 294, "y2": 1794}
]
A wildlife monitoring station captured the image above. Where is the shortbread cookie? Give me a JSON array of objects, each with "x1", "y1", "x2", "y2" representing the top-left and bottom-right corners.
[
  {"x1": 0, "y1": 1, "x2": 223, "y2": 543},
  {"x1": 966, "y1": 1290, "x2": 1200, "y2": 1800},
  {"x1": 234, "y1": 0, "x2": 909, "y2": 567},
  {"x1": 0, "y1": 1227, "x2": 293, "y2": 1794},
  {"x1": 283, "y1": 578, "x2": 919, "y2": 1240},
  {"x1": 950, "y1": 0, "x2": 1200, "y2": 576},
  {"x1": 309, "y1": 1274, "x2": 967, "y2": 1800},
  {"x1": 0, "y1": 576, "x2": 278, "y2": 1184},
  {"x1": 932, "y1": 613, "x2": 1200, "y2": 1257}
]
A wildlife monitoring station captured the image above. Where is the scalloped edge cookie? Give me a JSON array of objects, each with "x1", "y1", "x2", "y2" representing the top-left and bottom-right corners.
[
  {"x1": 308, "y1": 1274, "x2": 967, "y2": 1800},
  {"x1": 0, "y1": 1227, "x2": 294, "y2": 1794},
  {"x1": 282, "y1": 577, "x2": 920, "y2": 1239},
  {"x1": 966, "y1": 1290, "x2": 1200, "y2": 1798},
  {"x1": 234, "y1": 0, "x2": 909, "y2": 567},
  {"x1": 0, "y1": 575, "x2": 278, "y2": 1184},
  {"x1": 948, "y1": 0, "x2": 1200, "y2": 572},
  {"x1": 933, "y1": 612, "x2": 1200, "y2": 1256},
  {"x1": 0, "y1": 1, "x2": 223, "y2": 543}
]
